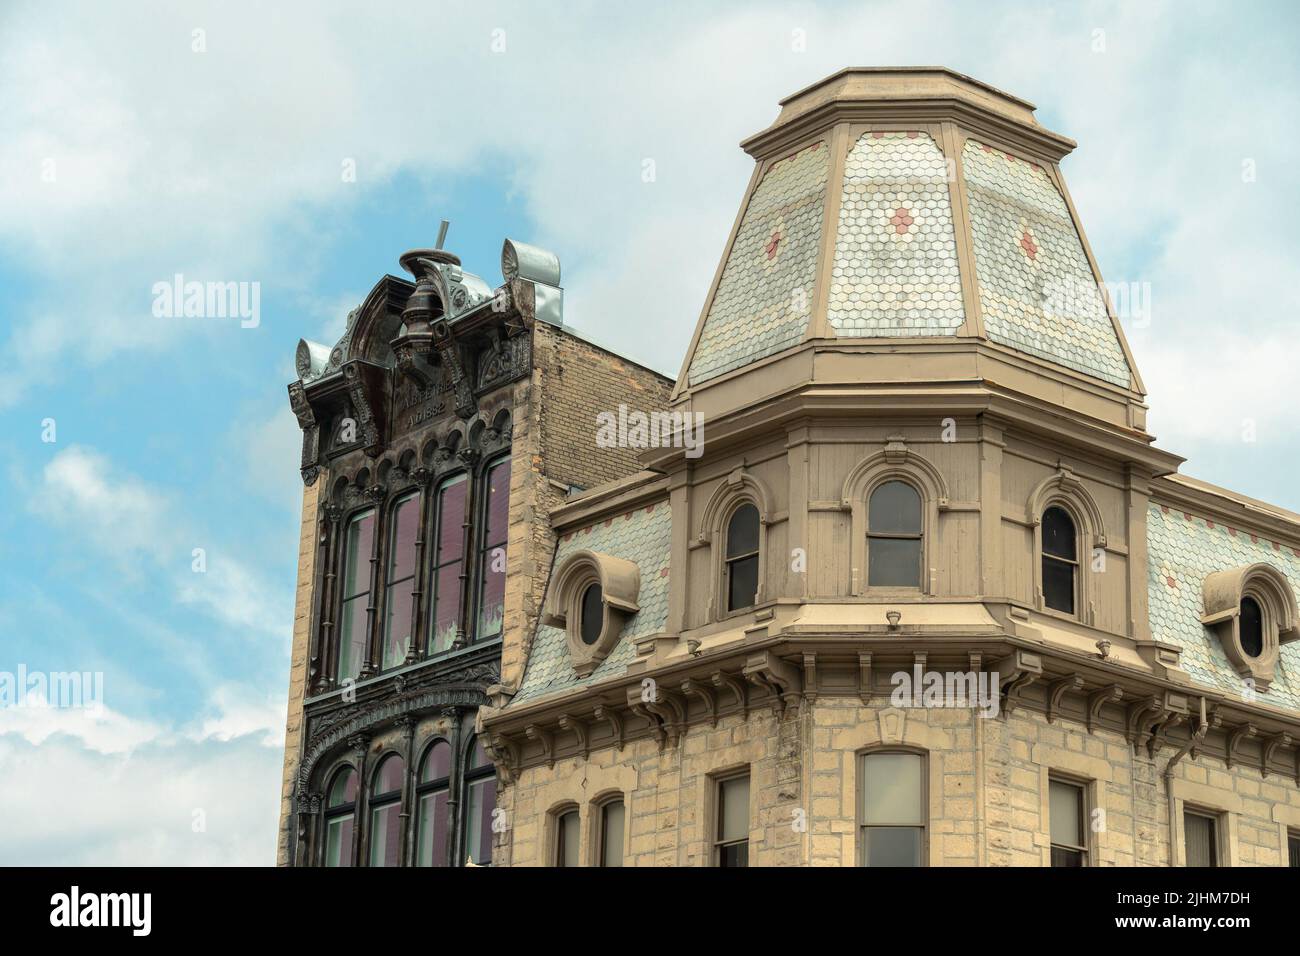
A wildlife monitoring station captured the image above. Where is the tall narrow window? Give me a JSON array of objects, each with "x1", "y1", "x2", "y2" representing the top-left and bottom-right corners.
[
  {"x1": 476, "y1": 457, "x2": 511, "y2": 641},
  {"x1": 368, "y1": 755, "x2": 405, "y2": 867},
  {"x1": 415, "y1": 741, "x2": 451, "y2": 868},
  {"x1": 463, "y1": 737, "x2": 497, "y2": 866},
  {"x1": 725, "y1": 504, "x2": 760, "y2": 612},
  {"x1": 381, "y1": 492, "x2": 419, "y2": 670},
  {"x1": 555, "y1": 808, "x2": 580, "y2": 867},
  {"x1": 1041, "y1": 506, "x2": 1077, "y2": 614},
  {"x1": 867, "y1": 481, "x2": 922, "y2": 587},
  {"x1": 429, "y1": 474, "x2": 467, "y2": 655},
  {"x1": 323, "y1": 767, "x2": 357, "y2": 868},
  {"x1": 337, "y1": 510, "x2": 375, "y2": 682},
  {"x1": 859, "y1": 752, "x2": 925, "y2": 866},
  {"x1": 1240, "y1": 596, "x2": 1264, "y2": 658},
  {"x1": 1049, "y1": 778, "x2": 1088, "y2": 867},
  {"x1": 1184, "y1": 810, "x2": 1218, "y2": 867},
  {"x1": 715, "y1": 773, "x2": 750, "y2": 867},
  {"x1": 1289, "y1": 830, "x2": 1299, "y2": 868},
  {"x1": 580, "y1": 583, "x2": 604, "y2": 645},
  {"x1": 599, "y1": 798, "x2": 625, "y2": 868}
]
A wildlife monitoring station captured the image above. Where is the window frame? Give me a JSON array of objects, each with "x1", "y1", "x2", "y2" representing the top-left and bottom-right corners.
[
  {"x1": 461, "y1": 734, "x2": 497, "y2": 867},
  {"x1": 1183, "y1": 807, "x2": 1222, "y2": 868},
  {"x1": 413, "y1": 738, "x2": 453, "y2": 868},
  {"x1": 425, "y1": 470, "x2": 469, "y2": 657},
  {"x1": 333, "y1": 506, "x2": 378, "y2": 684},
  {"x1": 856, "y1": 747, "x2": 928, "y2": 868},
  {"x1": 712, "y1": 769, "x2": 752, "y2": 868},
  {"x1": 865, "y1": 478, "x2": 924, "y2": 590},
  {"x1": 724, "y1": 502, "x2": 761, "y2": 613},
  {"x1": 551, "y1": 803, "x2": 582, "y2": 867},
  {"x1": 472, "y1": 453, "x2": 512, "y2": 644},
  {"x1": 321, "y1": 764, "x2": 358, "y2": 868},
  {"x1": 1047, "y1": 774, "x2": 1089, "y2": 867},
  {"x1": 365, "y1": 751, "x2": 407, "y2": 868},
  {"x1": 595, "y1": 793, "x2": 627, "y2": 868},
  {"x1": 379, "y1": 489, "x2": 422, "y2": 671},
  {"x1": 1040, "y1": 504, "x2": 1079, "y2": 617}
]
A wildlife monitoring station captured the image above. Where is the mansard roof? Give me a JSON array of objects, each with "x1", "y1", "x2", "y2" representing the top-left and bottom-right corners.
[
  {"x1": 676, "y1": 67, "x2": 1140, "y2": 397},
  {"x1": 1149, "y1": 479, "x2": 1300, "y2": 712},
  {"x1": 512, "y1": 497, "x2": 672, "y2": 706}
]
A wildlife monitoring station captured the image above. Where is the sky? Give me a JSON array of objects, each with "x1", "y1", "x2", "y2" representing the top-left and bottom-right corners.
[{"x1": 1, "y1": 0, "x2": 1298, "y2": 865}]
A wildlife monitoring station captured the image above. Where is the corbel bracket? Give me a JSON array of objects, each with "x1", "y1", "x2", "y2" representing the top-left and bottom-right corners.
[
  {"x1": 1225, "y1": 722, "x2": 1257, "y2": 771},
  {"x1": 858, "y1": 652, "x2": 873, "y2": 704},
  {"x1": 1046, "y1": 674, "x2": 1084, "y2": 724},
  {"x1": 681, "y1": 679, "x2": 718, "y2": 729},
  {"x1": 712, "y1": 670, "x2": 748, "y2": 720},
  {"x1": 1086, "y1": 684, "x2": 1123, "y2": 734},
  {"x1": 1261, "y1": 732, "x2": 1292, "y2": 779},
  {"x1": 593, "y1": 703, "x2": 625, "y2": 753},
  {"x1": 742, "y1": 651, "x2": 801, "y2": 717},
  {"x1": 525, "y1": 724, "x2": 554, "y2": 769},
  {"x1": 995, "y1": 650, "x2": 1042, "y2": 718},
  {"x1": 557, "y1": 713, "x2": 589, "y2": 760}
]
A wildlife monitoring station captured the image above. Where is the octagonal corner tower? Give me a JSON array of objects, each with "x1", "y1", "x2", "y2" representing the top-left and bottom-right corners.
[{"x1": 673, "y1": 67, "x2": 1147, "y2": 440}]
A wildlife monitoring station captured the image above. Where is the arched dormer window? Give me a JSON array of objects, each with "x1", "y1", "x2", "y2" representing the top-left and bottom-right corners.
[
  {"x1": 338, "y1": 509, "x2": 375, "y2": 682},
  {"x1": 867, "y1": 481, "x2": 923, "y2": 588},
  {"x1": 323, "y1": 766, "x2": 357, "y2": 868},
  {"x1": 842, "y1": 438, "x2": 947, "y2": 595},
  {"x1": 1026, "y1": 469, "x2": 1106, "y2": 624},
  {"x1": 696, "y1": 468, "x2": 773, "y2": 621},
  {"x1": 368, "y1": 754, "x2": 405, "y2": 867},
  {"x1": 726, "y1": 503, "x2": 761, "y2": 611},
  {"x1": 381, "y1": 491, "x2": 420, "y2": 670},
  {"x1": 415, "y1": 740, "x2": 451, "y2": 867},
  {"x1": 1201, "y1": 562, "x2": 1299, "y2": 690},
  {"x1": 1040, "y1": 506, "x2": 1077, "y2": 615}
]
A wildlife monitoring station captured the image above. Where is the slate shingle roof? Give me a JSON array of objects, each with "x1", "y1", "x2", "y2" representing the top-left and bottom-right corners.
[
  {"x1": 1147, "y1": 502, "x2": 1300, "y2": 710},
  {"x1": 511, "y1": 500, "x2": 672, "y2": 706},
  {"x1": 686, "y1": 142, "x2": 830, "y2": 386}
]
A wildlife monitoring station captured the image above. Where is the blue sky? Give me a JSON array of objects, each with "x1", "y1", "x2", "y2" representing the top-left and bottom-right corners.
[{"x1": 1, "y1": 0, "x2": 1298, "y2": 864}]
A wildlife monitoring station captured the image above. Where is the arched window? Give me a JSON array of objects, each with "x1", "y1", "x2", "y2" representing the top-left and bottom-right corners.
[
  {"x1": 368, "y1": 755, "x2": 405, "y2": 867},
  {"x1": 725, "y1": 503, "x2": 760, "y2": 612},
  {"x1": 381, "y1": 492, "x2": 419, "y2": 670},
  {"x1": 429, "y1": 474, "x2": 468, "y2": 655},
  {"x1": 1041, "y1": 506, "x2": 1077, "y2": 615},
  {"x1": 463, "y1": 737, "x2": 497, "y2": 866},
  {"x1": 337, "y1": 510, "x2": 375, "y2": 682},
  {"x1": 579, "y1": 583, "x2": 604, "y2": 645},
  {"x1": 415, "y1": 741, "x2": 451, "y2": 867},
  {"x1": 599, "y1": 797, "x2": 625, "y2": 868},
  {"x1": 476, "y1": 456, "x2": 511, "y2": 640},
  {"x1": 323, "y1": 767, "x2": 357, "y2": 868},
  {"x1": 1240, "y1": 596, "x2": 1264, "y2": 658},
  {"x1": 867, "y1": 481, "x2": 922, "y2": 588},
  {"x1": 554, "y1": 806, "x2": 580, "y2": 867}
]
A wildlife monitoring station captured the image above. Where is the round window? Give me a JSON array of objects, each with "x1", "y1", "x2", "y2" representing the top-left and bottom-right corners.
[
  {"x1": 1240, "y1": 596, "x2": 1264, "y2": 658},
  {"x1": 580, "y1": 583, "x2": 604, "y2": 645}
]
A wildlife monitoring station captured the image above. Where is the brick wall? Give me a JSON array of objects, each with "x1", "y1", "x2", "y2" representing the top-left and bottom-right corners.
[{"x1": 499, "y1": 323, "x2": 672, "y2": 690}]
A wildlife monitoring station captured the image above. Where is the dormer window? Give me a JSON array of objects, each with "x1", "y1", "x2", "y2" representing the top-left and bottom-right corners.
[
  {"x1": 1201, "y1": 562, "x2": 1299, "y2": 690},
  {"x1": 1041, "y1": 506, "x2": 1077, "y2": 615},
  {"x1": 544, "y1": 549, "x2": 641, "y2": 677}
]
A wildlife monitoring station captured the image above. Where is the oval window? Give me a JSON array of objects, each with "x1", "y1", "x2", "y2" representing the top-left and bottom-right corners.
[
  {"x1": 580, "y1": 583, "x2": 604, "y2": 645},
  {"x1": 1240, "y1": 596, "x2": 1264, "y2": 659}
]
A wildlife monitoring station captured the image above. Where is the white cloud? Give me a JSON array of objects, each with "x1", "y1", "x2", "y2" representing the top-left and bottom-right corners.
[{"x1": 31, "y1": 445, "x2": 290, "y2": 639}]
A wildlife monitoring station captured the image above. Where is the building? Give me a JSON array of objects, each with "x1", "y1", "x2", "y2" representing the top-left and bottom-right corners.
[
  {"x1": 283, "y1": 67, "x2": 1300, "y2": 867},
  {"x1": 276, "y1": 236, "x2": 671, "y2": 865}
]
